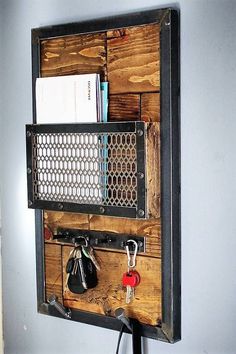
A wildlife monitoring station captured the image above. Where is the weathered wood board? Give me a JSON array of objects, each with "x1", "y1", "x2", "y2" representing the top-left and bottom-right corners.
[
  {"x1": 107, "y1": 24, "x2": 160, "y2": 94},
  {"x1": 146, "y1": 122, "x2": 161, "y2": 218},
  {"x1": 141, "y1": 93, "x2": 160, "y2": 122},
  {"x1": 109, "y1": 94, "x2": 140, "y2": 121},
  {"x1": 45, "y1": 243, "x2": 63, "y2": 303},
  {"x1": 40, "y1": 33, "x2": 107, "y2": 80}
]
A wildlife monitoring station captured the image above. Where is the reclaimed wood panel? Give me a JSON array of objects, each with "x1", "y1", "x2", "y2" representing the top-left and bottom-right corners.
[
  {"x1": 62, "y1": 246, "x2": 161, "y2": 325},
  {"x1": 146, "y1": 123, "x2": 161, "y2": 218},
  {"x1": 44, "y1": 211, "x2": 89, "y2": 234},
  {"x1": 40, "y1": 33, "x2": 107, "y2": 79},
  {"x1": 45, "y1": 243, "x2": 63, "y2": 303},
  {"x1": 109, "y1": 94, "x2": 140, "y2": 121},
  {"x1": 141, "y1": 93, "x2": 160, "y2": 122},
  {"x1": 107, "y1": 24, "x2": 160, "y2": 94},
  {"x1": 89, "y1": 214, "x2": 161, "y2": 237}
]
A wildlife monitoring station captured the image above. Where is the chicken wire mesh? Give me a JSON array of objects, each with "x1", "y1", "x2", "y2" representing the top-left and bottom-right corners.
[{"x1": 31, "y1": 131, "x2": 138, "y2": 208}]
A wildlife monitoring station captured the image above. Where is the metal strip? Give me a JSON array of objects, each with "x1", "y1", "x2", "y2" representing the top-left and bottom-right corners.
[
  {"x1": 31, "y1": 8, "x2": 167, "y2": 41},
  {"x1": 26, "y1": 127, "x2": 33, "y2": 206},
  {"x1": 43, "y1": 304, "x2": 168, "y2": 341},
  {"x1": 26, "y1": 121, "x2": 136, "y2": 135},
  {"x1": 35, "y1": 209, "x2": 45, "y2": 308},
  {"x1": 135, "y1": 122, "x2": 146, "y2": 218},
  {"x1": 160, "y1": 9, "x2": 181, "y2": 343},
  {"x1": 30, "y1": 200, "x2": 137, "y2": 218},
  {"x1": 54, "y1": 227, "x2": 145, "y2": 252}
]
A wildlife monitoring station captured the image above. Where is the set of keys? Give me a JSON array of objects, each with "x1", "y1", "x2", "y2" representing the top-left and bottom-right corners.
[
  {"x1": 122, "y1": 240, "x2": 141, "y2": 304},
  {"x1": 65, "y1": 238, "x2": 100, "y2": 294}
]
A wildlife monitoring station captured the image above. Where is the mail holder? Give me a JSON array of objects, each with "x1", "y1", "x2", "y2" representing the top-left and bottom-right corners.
[{"x1": 26, "y1": 121, "x2": 160, "y2": 219}]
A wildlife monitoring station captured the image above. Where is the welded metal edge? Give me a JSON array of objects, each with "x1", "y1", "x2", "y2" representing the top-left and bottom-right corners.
[{"x1": 160, "y1": 9, "x2": 181, "y2": 343}]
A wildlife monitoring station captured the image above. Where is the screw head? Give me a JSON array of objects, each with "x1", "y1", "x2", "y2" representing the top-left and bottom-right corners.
[
  {"x1": 28, "y1": 200, "x2": 33, "y2": 206},
  {"x1": 26, "y1": 131, "x2": 31, "y2": 137},
  {"x1": 137, "y1": 172, "x2": 144, "y2": 179},
  {"x1": 137, "y1": 129, "x2": 143, "y2": 136},
  {"x1": 58, "y1": 203, "x2": 63, "y2": 210},
  {"x1": 137, "y1": 209, "x2": 145, "y2": 217},
  {"x1": 99, "y1": 206, "x2": 105, "y2": 214},
  {"x1": 27, "y1": 168, "x2": 32, "y2": 174}
]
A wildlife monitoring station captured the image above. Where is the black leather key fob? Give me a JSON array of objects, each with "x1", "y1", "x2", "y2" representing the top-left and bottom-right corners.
[
  {"x1": 67, "y1": 267, "x2": 86, "y2": 294},
  {"x1": 81, "y1": 253, "x2": 98, "y2": 289},
  {"x1": 66, "y1": 257, "x2": 74, "y2": 274}
]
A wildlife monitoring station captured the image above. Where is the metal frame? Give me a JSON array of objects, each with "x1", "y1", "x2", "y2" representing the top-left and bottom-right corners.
[
  {"x1": 31, "y1": 7, "x2": 180, "y2": 343},
  {"x1": 26, "y1": 121, "x2": 146, "y2": 219}
]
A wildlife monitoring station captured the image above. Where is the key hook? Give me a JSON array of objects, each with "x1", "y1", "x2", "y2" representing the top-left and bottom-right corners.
[
  {"x1": 74, "y1": 236, "x2": 88, "y2": 247},
  {"x1": 126, "y1": 239, "x2": 138, "y2": 269}
]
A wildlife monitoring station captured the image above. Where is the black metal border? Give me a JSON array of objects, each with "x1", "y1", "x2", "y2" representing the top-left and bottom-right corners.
[
  {"x1": 160, "y1": 10, "x2": 181, "y2": 342},
  {"x1": 31, "y1": 7, "x2": 180, "y2": 343}
]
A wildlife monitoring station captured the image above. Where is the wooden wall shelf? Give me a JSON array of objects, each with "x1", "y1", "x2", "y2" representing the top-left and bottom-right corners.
[{"x1": 30, "y1": 7, "x2": 180, "y2": 344}]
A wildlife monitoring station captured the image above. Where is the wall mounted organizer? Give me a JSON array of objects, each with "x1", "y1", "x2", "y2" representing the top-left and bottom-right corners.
[{"x1": 28, "y1": 7, "x2": 180, "y2": 347}]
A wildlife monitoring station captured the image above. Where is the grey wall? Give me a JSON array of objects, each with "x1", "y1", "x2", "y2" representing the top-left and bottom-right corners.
[{"x1": 1, "y1": 1, "x2": 236, "y2": 353}]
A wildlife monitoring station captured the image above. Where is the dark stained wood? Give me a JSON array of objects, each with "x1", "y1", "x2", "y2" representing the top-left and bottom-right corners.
[
  {"x1": 107, "y1": 24, "x2": 160, "y2": 94},
  {"x1": 45, "y1": 243, "x2": 63, "y2": 303},
  {"x1": 141, "y1": 93, "x2": 160, "y2": 122},
  {"x1": 62, "y1": 246, "x2": 161, "y2": 325},
  {"x1": 40, "y1": 33, "x2": 107, "y2": 79},
  {"x1": 109, "y1": 94, "x2": 140, "y2": 121},
  {"x1": 146, "y1": 123, "x2": 161, "y2": 218}
]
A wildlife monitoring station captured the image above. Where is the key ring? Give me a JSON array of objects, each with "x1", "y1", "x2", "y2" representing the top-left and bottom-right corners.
[
  {"x1": 74, "y1": 236, "x2": 88, "y2": 248},
  {"x1": 125, "y1": 239, "x2": 138, "y2": 269}
]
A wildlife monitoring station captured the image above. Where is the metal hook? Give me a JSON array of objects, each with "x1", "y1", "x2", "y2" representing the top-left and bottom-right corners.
[
  {"x1": 125, "y1": 239, "x2": 138, "y2": 269},
  {"x1": 74, "y1": 236, "x2": 88, "y2": 247}
]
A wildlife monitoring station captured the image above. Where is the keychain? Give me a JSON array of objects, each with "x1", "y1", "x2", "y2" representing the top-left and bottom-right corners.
[{"x1": 122, "y1": 240, "x2": 141, "y2": 303}]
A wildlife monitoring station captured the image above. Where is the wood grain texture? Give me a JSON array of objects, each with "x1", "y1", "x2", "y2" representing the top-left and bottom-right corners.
[
  {"x1": 141, "y1": 93, "x2": 160, "y2": 122},
  {"x1": 146, "y1": 123, "x2": 161, "y2": 218},
  {"x1": 44, "y1": 211, "x2": 89, "y2": 234},
  {"x1": 40, "y1": 33, "x2": 107, "y2": 79},
  {"x1": 45, "y1": 243, "x2": 63, "y2": 303},
  {"x1": 62, "y1": 246, "x2": 161, "y2": 325},
  {"x1": 109, "y1": 94, "x2": 140, "y2": 121},
  {"x1": 107, "y1": 24, "x2": 160, "y2": 94}
]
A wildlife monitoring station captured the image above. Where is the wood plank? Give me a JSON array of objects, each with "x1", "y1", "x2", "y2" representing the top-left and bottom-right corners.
[
  {"x1": 141, "y1": 93, "x2": 160, "y2": 122},
  {"x1": 44, "y1": 211, "x2": 89, "y2": 234},
  {"x1": 146, "y1": 123, "x2": 161, "y2": 218},
  {"x1": 45, "y1": 243, "x2": 63, "y2": 303},
  {"x1": 40, "y1": 33, "x2": 107, "y2": 79},
  {"x1": 62, "y1": 246, "x2": 161, "y2": 325},
  {"x1": 107, "y1": 23, "x2": 160, "y2": 94},
  {"x1": 109, "y1": 94, "x2": 140, "y2": 121}
]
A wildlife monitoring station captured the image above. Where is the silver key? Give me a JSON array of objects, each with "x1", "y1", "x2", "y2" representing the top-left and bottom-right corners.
[
  {"x1": 76, "y1": 248, "x2": 88, "y2": 289},
  {"x1": 126, "y1": 285, "x2": 134, "y2": 304}
]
